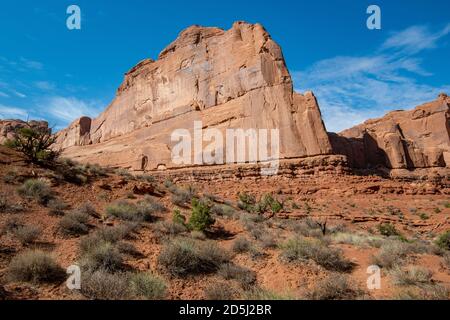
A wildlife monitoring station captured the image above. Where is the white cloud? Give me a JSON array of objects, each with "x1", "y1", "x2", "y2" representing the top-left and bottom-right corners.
[
  {"x1": 294, "y1": 24, "x2": 450, "y2": 133},
  {"x1": 0, "y1": 91, "x2": 9, "y2": 98},
  {"x1": 11, "y1": 90, "x2": 27, "y2": 98},
  {"x1": 39, "y1": 96, "x2": 102, "y2": 123},
  {"x1": 19, "y1": 57, "x2": 43, "y2": 70},
  {"x1": 0, "y1": 104, "x2": 29, "y2": 119}
]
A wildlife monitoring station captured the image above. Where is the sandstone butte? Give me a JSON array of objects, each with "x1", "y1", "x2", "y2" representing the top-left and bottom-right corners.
[{"x1": 1, "y1": 22, "x2": 449, "y2": 173}]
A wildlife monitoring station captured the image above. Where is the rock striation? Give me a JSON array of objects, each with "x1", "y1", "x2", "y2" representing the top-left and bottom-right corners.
[
  {"x1": 330, "y1": 93, "x2": 450, "y2": 169},
  {"x1": 54, "y1": 22, "x2": 332, "y2": 170}
]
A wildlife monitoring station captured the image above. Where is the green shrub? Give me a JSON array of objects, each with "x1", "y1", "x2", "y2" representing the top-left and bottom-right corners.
[
  {"x1": 435, "y1": 230, "x2": 450, "y2": 251},
  {"x1": 7, "y1": 250, "x2": 65, "y2": 283},
  {"x1": 280, "y1": 237, "x2": 353, "y2": 272},
  {"x1": 158, "y1": 239, "x2": 230, "y2": 276},
  {"x1": 306, "y1": 274, "x2": 365, "y2": 300},
  {"x1": 188, "y1": 198, "x2": 215, "y2": 232},
  {"x1": 378, "y1": 223, "x2": 400, "y2": 237},
  {"x1": 13, "y1": 225, "x2": 42, "y2": 245},
  {"x1": 172, "y1": 209, "x2": 186, "y2": 225},
  {"x1": 5, "y1": 124, "x2": 59, "y2": 164},
  {"x1": 59, "y1": 210, "x2": 90, "y2": 236},
  {"x1": 129, "y1": 272, "x2": 167, "y2": 300},
  {"x1": 237, "y1": 192, "x2": 256, "y2": 212},
  {"x1": 17, "y1": 179, "x2": 53, "y2": 205}
]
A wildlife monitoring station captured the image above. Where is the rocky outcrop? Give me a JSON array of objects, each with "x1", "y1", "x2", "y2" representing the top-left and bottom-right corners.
[
  {"x1": 55, "y1": 22, "x2": 332, "y2": 170},
  {"x1": 330, "y1": 94, "x2": 450, "y2": 169},
  {"x1": 0, "y1": 120, "x2": 49, "y2": 144}
]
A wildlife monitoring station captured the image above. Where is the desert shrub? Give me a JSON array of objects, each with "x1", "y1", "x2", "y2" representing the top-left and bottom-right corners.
[
  {"x1": 204, "y1": 282, "x2": 236, "y2": 300},
  {"x1": 237, "y1": 192, "x2": 257, "y2": 212},
  {"x1": 188, "y1": 198, "x2": 215, "y2": 232},
  {"x1": 13, "y1": 225, "x2": 42, "y2": 245},
  {"x1": 443, "y1": 253, "x2": 450, "y2": 269},
  {"x1": 280, "y1": 237, "x2": 353, "y2": 272},
  {"x1": 0, "y1": 194, "x2": 23, "y2": 214},
  {"x1": 3, "y1": 170, "x2": 18, "y2": 184},
  {"x1": 211, "y1": 204, "x2": 235, "y2": 217},
  {"x1": 332, "y1": 232, "x2": 385, "y2": 248},
  {"x1": 190, "y1": 230, "x2": 207, "y2": 240},
  {"x1": 116, "y1": 242, "x2": 141, "y2": 257},
  {"x1": 254, "y1": 194, "x2": 283, "y2": 214},
  {"x1": 59, "y1": 210, "x2": 90, "y2": 236},
  {"x1": 306, "y1": 274, "x2": 365, "y2": 300},
  {"x1": 171, "y1": 189, "x2": 192, "y2": 207},
  {"x1": 396, "y1": 285, "x2": 450, "y2": 300},
  {"x1": 80, "y1": 242, "x2": 123, "y2": 272},
  {"x1": 95, "y1": 223, "x2": 137, "y2": 243},
  {"x1": 172, "y1": 209, "x2": 186, "y2": 225},
  {"x1": 47, "y1": 198, "x2": 69, "y2": 216},
  {"x1": 290, "y1": 219, "x2": 323, "y2": 238},
  {"x1": 218, "y1": 263, "x2": 256, "y2": 289},
  {"x1": 153, "y1": 221, "x2": 187, "y2": 237},
  {"x1": 115, "y1": 168, "x2": 133, "y2": 179},
  {"x1": 106, "y1": 200, "x2": 152, "y2": 222},
  {"x1": 7, "y1": 250, "x2": 65, "y2": 283},
  {"x1": 435, "y1": 230, "x2": 450, "y2": 251},
  {"x1": 378, "y1": 223, "x2": 401, "y2": 237},
  {"x1": 128, "y1": 272, "x2": 167, "y2": 300},
  {"x1": 17, "y1": 179, "x2": 53, "y2": 205},
  {"x1": 371, "y1": 241, "x2": 412, "y2": 269},
  {"x1": 2, "y1": 217, "x2": 23, "y2": 234},
  {"x1": 391, "y1": 266, "x2": 433, "y2": 286},
  {"x1": 243, "y1": 288, "x2": 294, "y2": 300},
  {"x1": 81, "y1": 269, "x2": 131, "y2": 300},
  {"x1": 77, "y1": 202, "x2": 98, "y2": 217},
  {"x1": 232, "y1": 237, "x2": 251, "y2": 253},
  {"x1": 259, "y1": 233, "x2": 277, "y2": 249},
  {"x1": 4, "y1": 123, "x2": 59, "y2": 164},
  {"x1": 158, "y1": 239, "x2": 230, "y2": 276}
]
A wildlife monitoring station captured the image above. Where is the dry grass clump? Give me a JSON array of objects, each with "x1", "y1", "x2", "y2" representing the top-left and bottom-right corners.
[
  {"x1": 59, "y1": 210, "x2": 90, "y2": 236},
  {"x1": 7, "y1": 250, "x2": 65, "y2": 283},
  {"x1": 80, "y1": 242, "x2": 124, "y2": 272},
  {"x1": 218, "y1": 263, "x2": 256, "y2": 289},
  {"x1": 232, "y1": 236, "x2": 252, "y2": 253},
  {"x1": 204, "y1": 282, "x2": 237, "y2": 300},
  {"x1": 17, "y1": 179, "x2": 53, "y2": 205},
  {"x1": 305, "y1": 273, "x2": 366, "y2": 300},
  {"x1": 105, "y1": 199, "x2": 160, "y2": 222},
  {"x1": 280, "y1": 237, "x2": 353, "y2": 272},
  {"x1": 0, "y1": 194, "x2": 23, "y2": 213},
  {"x1": 153, "y1": 221, "x2": 187, "y2": 237},
  {"x1": 371, "y1": 241, "x2": 415, "y2": 269},
  {"x1": 396, "y1": 285, "x2": 450, "y2": 300},
  {"x1": 81, "y1": 269, "x2": 131, "y2": 300},
  {"x1": 390, "y1": 266, "x2": 433, "y2": 286},
  {"x1": 158, "y1": 239, "x2": 230, "y2": 276},
  {"x1": 12, "y1": 225, "x2": 42, "y2": 245},
  {"x1": 47, "y1": 198, "x2": 69, "y2": 216},
  {"x1": 128, "y1": 272, "x2": 167, "y2": 300}
]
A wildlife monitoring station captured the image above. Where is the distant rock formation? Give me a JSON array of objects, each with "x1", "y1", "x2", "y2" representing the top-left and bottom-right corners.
[
  {"x1": 54, "y1": 22, "x2": 332, "y2": 170},
  {"x1": 330, "y1": 93, "x2": 450, "y2": 169},
  {"x1": 0, "y1": 120, "x2": 49, "y2": 144}
]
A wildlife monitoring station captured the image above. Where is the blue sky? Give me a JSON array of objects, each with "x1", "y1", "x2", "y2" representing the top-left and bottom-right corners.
[{"x1": 0, "y1": 0, "x2": 449, "y2": 132}]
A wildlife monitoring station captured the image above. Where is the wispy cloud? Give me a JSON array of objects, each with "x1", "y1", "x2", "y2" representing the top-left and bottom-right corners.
[
  {"x1": 19, "y1": 57, "x2": 43, "y2": 70},
  {"x1": 294, "y1": 24, "x2": 450, "y2": 133},
  {"x1": 0, "y1": 104, "x2": 29, "y2": 119},
  {"x1": 38, "y1": 96, "x2": 102, "y2": 123}
]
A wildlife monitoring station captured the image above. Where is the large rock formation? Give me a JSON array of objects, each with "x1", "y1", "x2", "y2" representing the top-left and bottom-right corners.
[
  {"x1": 55, "y1": 22, "x2": 332, "y2": 170},
  {"x1": 330, "y1": 93, "x2": 450, "y2": 169}
]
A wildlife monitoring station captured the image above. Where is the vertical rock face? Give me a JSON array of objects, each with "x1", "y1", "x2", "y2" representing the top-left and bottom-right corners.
[
  {"x1": 55, "y1": 22, "x2": 332, "y2": 169},
  {"x1": 330, "y1": 94, "x2": 450, "y2": 169}
]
